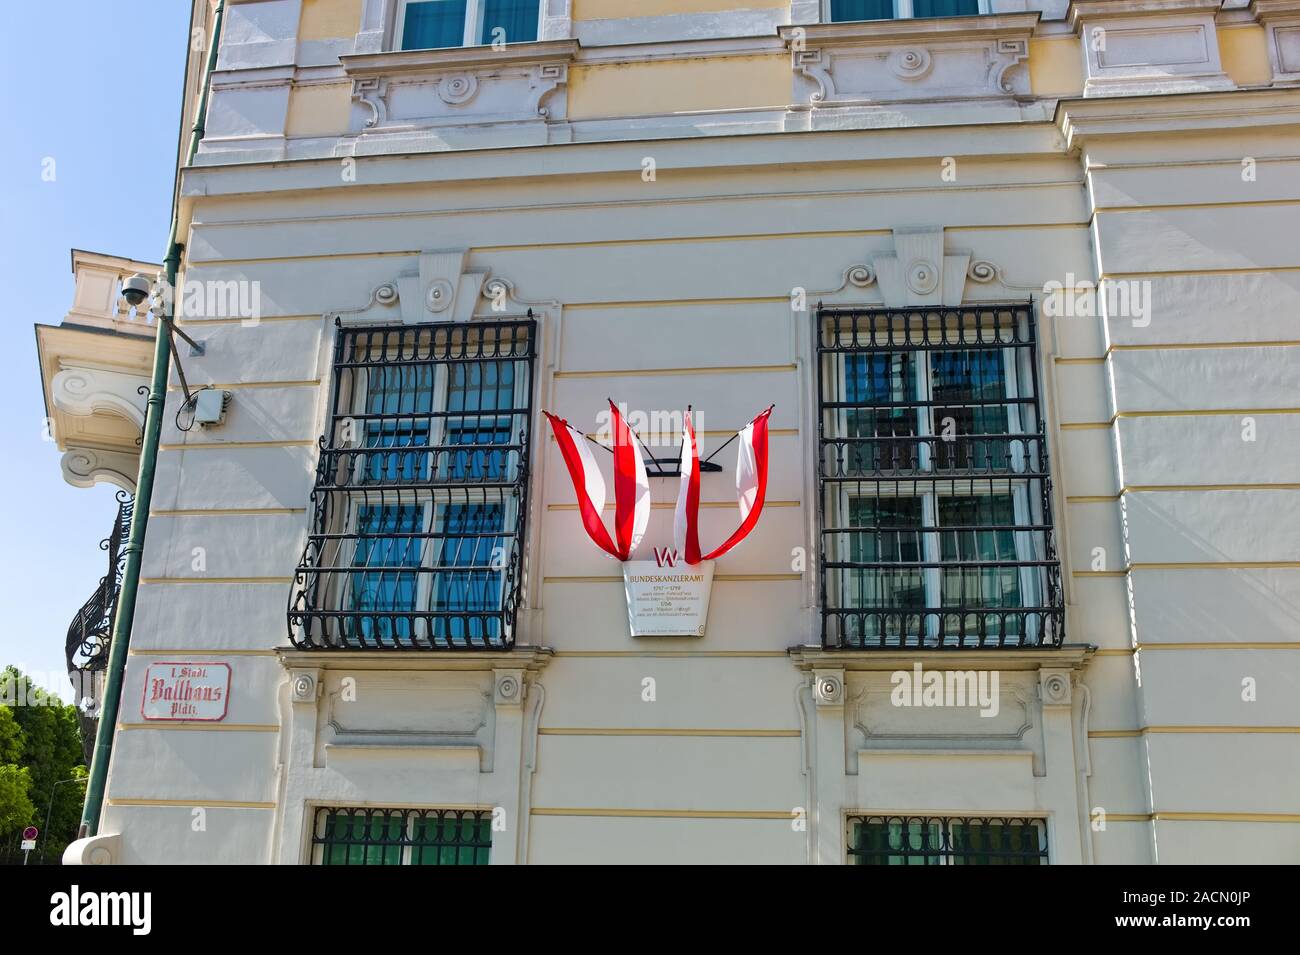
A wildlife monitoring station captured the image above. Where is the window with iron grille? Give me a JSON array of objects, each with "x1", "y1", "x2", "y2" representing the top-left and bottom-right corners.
[
  {"x1": 847, "y1": 815, "x2": 1049, "y2": 865},
  {"x1": 310, "y1": 807, "x2": 492, "y2": 865},
  {"x1": 816, "y1": 304, "x2": 1064, "y2": 649},
  {"x1": 289, "y1": 319, "x2": 535, "y2": 650}
]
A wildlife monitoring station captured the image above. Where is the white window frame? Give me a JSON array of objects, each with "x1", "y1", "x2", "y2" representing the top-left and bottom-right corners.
[
  {"x1": 822, "y1": 0, "x2": 991, "y2": 22},
  {"x1": 395, "y1": 0, "x2": 543, "y2": 51},
  {"x1": 340, "y1": 348, "x2": 524, "y2": 641},
  {"x1": 830, "y1": 343, "x2": 1043, "y2": 643}
]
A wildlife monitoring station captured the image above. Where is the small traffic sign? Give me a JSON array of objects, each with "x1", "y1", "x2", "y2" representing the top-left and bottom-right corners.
[
  {"x1": 22, "y1": 826, "x2": 37, "y2": 840},
  {"x1": 20, "y1": 840, "x2": 35, "y2": 851}
]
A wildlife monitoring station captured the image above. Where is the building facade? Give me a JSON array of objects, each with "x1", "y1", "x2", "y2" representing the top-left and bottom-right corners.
[{"x1": 40, "y1": 0, "x2": 1300, "y2": 864}]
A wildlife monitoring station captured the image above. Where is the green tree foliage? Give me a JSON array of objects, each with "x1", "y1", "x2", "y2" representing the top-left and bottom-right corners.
[
  {"x1": 0, "y1": 765, "x2": 36, "y2": 835},
  {"x1": 1, "y1": 667, "x2": 88, "y2": 861}
]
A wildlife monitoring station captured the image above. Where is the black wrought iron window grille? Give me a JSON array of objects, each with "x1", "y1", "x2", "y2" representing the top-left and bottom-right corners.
[
  {"x1": 310, "y1": 807, "x2": 492, "y2": 865},
  {"x1": 289, "y1": 318, "x2": 536, "y2": 650},
  {"x1": 847, "y1": 815, "x2": 1049, "y2": 865},
  {"x1": 816, "y1": 304, "x2": 1064, "y2": 650}
]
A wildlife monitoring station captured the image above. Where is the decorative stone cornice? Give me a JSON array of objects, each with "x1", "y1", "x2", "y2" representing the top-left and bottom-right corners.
[
  {"x1": 1067, "y1": 0, "x2": 1225, "y2": 28},
  {"x1": 51, "y1": 366, "x2": 148, "y2": 428},
  {"x1": 1249, "y1": 0, "x2": 1300, "y2": 84},
  {"x1": 341, "y1": 39, "x2": 578, "y2": 79},
  {"x1": 781, "y1": 15, "x2": 1038, "y2": 108},
  {"x1": 1066, "y1": 0, "x2": 1234, "y2": 96},
  {"x1": 331, "y1": 249, "x2": 553, "y2": 326},
  {"x1": 789, "y1": 645, "x2": 1097, "y2": 672},
  {"x1": 1250, "y1": 0, "x2": 1300, "y2": 17},
  {"x1": 781, "y1": 13, "x2": 1042, "y2": 46},
  {"x1": 340, "y1": 40, "x2": 577, "y2": 148},
  {"x1": 61, "y1": 447, "x2": 139, "y2": 492},
  {"x1": 275, "y1": 646, "x2": 555, "y2": 673},
  {"x1": 1056, "y1": 86, "x2": 1300, "y2": 147}
]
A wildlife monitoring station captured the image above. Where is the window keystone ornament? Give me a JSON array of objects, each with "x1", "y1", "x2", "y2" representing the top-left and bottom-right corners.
[{"x1": 426, "y1": 278, "x2": 455, "y2": 312}]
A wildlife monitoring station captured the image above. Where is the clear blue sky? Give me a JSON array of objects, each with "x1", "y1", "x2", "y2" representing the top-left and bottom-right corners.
[{"x1": 1, "y1": 2, "x2": 193, "y2": 700}]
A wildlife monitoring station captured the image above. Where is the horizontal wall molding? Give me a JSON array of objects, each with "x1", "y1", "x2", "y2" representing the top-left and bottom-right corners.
[
  {"x1": 117, "y1": 723, "x2": 280, "y2": 733},
  {"x1": 1090, "y1": 726, "x2": 1300, "y2": 737},
  {"x1": 1069, "y1": 484, "x2": 1300, "y2": 503},
  {"x1": 1102, "y1": 265, "x2": 1300, "y2": 279},
  {"x1": 475, "y1": 228, "x2": 887, "y2": 254},
  {"x1": 544, "y1": 573, "x2": 801, "y2": 583},
  {"x1": 129, "y1": 649, "x2": 279, "y2": 656},
  {"x1": 1155, "y1": 812, "x2": 1300, "y2": 824},
  {"x1": 565, "y1": 296, "x2": 790, "y2": 309},
  {"x1": 531, "y1": 807, "x2": 794, "y2": 819},
  {"x1": 1110, "y1": 340, "x2": 1300, "y2": 352},
  {"x1": 150, "y1": 507, "x2": 307, "y2": 517},
  {"x1": 106, "y1": 798, "x2": 276, "y2": 810},
  {"x1": 548, "y1": 500, "x2": 799, "y2": 511},
  {"x1": 1077, "y1": 564, "x2": 1300, "y2": 576},
  {"x1": 188, "y1": 178, "x2": 1085, "y2": 236},
  {"x1": 538, "y1": 727, "x2": 800, "y2": 737},
  {"x1": 550, "y1": 650, "x2": 787, "y2": 658},
  {"x1": 141, "y1": 577, "x2": 294, "y2": 585},
  {"x1": 159, "y1": 440, "x2": 316, "y2": 451},
  {"x1": 1136, "y1": 642, "x2": 1300, "y2": 651},
  {"x1": 1094, "y1": 198, "x2": 1300, "y2": 214},
  {"x1": 166, "y1": 380, "x2": 320, "y2": 391},
  {"x1": 554, "y1": 363, "x2": 795, "y2": 379},
  {"x1": 176, "y1": 314, "x2": 324, "y2": 326},
  {"x1": 1065, "y1": 409, "x2": 1300, "y2": 430}
]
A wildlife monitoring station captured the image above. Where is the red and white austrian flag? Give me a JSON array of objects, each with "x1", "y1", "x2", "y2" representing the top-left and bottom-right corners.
[
  {"x1": 545, "y1": 400, "x2": 650, "y2": 561},
  {"x1": 674, "y1": 405, "x2": 772, "y2": 565}
]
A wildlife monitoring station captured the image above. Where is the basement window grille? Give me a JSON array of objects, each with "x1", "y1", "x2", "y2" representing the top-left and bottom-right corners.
[
  {"x1": 289, "y1": 319, "x2": 535, "y2": 650},
  {"x1": 311, "y1": 807, "x2": 492, "y2": 865},
  {"x1": 847, "y1": 815, "x2": 1049, "y2": 865},
  {"x1": 816, "y1": 304, "x2": 1064, "y2": 649}
]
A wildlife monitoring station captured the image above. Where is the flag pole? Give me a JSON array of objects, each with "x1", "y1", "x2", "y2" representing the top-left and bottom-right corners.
[
  {"x1": 700, "y1": 404, "x2": 775, "y2": 466},
  {"x1": 607, "y1": 397, "x2": 669, "y2": 476}
]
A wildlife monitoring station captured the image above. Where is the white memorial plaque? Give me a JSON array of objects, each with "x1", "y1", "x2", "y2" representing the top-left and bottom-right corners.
[{"x1": 622, "y1": 556, "x2": 714, "y2": 637}]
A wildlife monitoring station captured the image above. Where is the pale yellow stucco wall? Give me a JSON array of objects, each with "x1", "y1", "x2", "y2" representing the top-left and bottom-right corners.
[
  {"x1": 567, "y1": 54, "x2": 792, "y2": 119},
  {"x1": 1029, "y1": 37, "x2": 1084, "y2": 98},
  {"x1": 299, "y1": 0, "x2": 363, "y2": 41},
  {"x1": 286, "y1": 83, "x2": 353, "y2": 137},
  {"x1": 1218, "y1": 25, "x2": 1273, "y2": 88},
  {"x1": 575, "y1": 0, "x2": 790, "y2": 18}
]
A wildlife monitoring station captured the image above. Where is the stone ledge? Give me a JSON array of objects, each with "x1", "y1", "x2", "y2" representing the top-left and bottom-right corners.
[{"x1": 789, "y1": 644, "x2": 1097, "y2": 671}]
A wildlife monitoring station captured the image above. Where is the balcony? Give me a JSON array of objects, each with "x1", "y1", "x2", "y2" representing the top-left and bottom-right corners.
[
  {"x1": 65, "y1": 491, "x2": 133, "y2": 765},
  {"x1": 35, "y1": 250, "x2": 158, "y2": 491}
]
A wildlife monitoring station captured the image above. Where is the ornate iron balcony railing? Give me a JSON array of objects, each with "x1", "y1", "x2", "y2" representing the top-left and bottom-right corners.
[
  {"x1": 289, "y1": 318, "x2": 536, "y2": 650},
  {"x1": 66, "y1": 490, "x2": 133, "y2": 764},
  {"x1": 66, "y1": 490, "x2": 133, "y2": 677},
  {"x1": 847, "y1": 815, "x2": 1049, "y2": 865},
  {"x1": 815, "y1": 304, "x2": 1064, "y2": 650}
]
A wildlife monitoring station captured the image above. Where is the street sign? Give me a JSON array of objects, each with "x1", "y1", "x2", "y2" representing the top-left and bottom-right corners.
[
  {"x1": 20, "y1": 840, "x2": 35, "y2": 851},
  {"x1": 22, "y1": 826, "x2": 37, "y2": 840}
]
